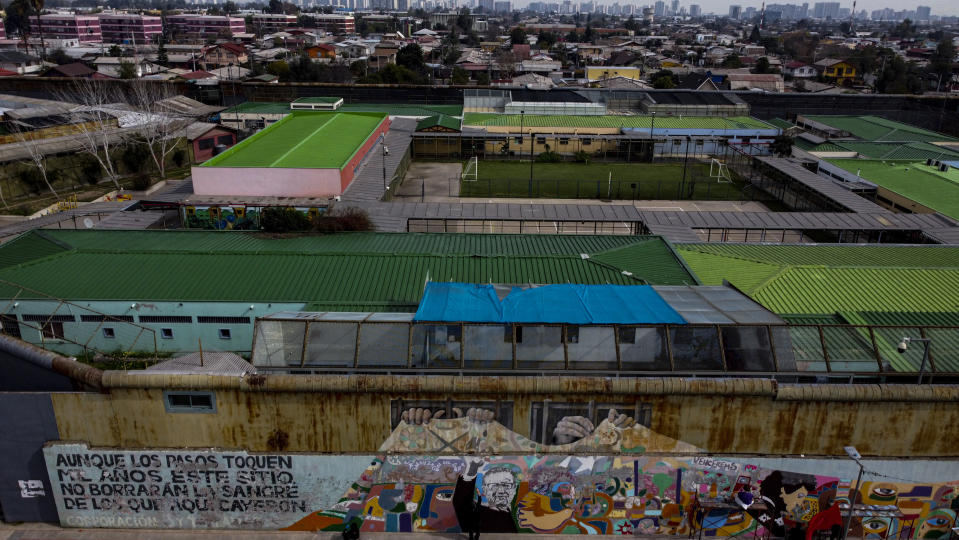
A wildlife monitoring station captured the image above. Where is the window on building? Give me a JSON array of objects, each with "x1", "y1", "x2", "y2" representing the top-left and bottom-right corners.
[
  {"x1": 559, "y1": 138, "x2": 570, "y2": 145},
  {"x1": 536, "y1": 136, "x2": 546, "y2": 145},
  {"x1": 0, "y1": 315, "x2": 21, "y2": 339},
  {"x1": 197, "y1": 137, "x2": 215, "y2": 150},
  {"x1": 218, "y1": 328, "x2": 232, "y2": 340},
  {"x1": 102, "y1": 327, "x2": 116, "y2": 339},
  {"x1": 164, "y1": 391, "x2": 216, "y2": 413},
  {"x1": 673, "y1": 138, "x2": 682, "y2": 146},
  {"x1": 566, "y1": 326, "x2": 579, "y2": 343},
  {"x1": 160, "y1": 328, "x2": 174, "y2": 339},
  {"x1": 514, "y1": 136, "x2": 523, "y2": 144},
  {"x1": 41, "y1": 322, "x2": 65, "y2": 340},
  {"x1": 216, "y1": 134, "x2": 233, "y2": 146},
  {"x1": 581, "y1": 138, "x2": 592, "y2": 145}
]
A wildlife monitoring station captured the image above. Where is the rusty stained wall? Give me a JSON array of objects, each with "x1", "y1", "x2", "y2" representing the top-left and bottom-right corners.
[{"x1": 48, "y1": 375, "x2": 959, "y2": 457}]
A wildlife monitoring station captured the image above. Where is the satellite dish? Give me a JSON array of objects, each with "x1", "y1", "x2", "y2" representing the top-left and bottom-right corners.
[{"x1": 82, "y1": 218, "x2": 94, "y2": 229}]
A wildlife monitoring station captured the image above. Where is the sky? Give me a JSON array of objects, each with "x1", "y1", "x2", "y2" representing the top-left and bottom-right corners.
[{"x1": 669, "y1": 0, "x2": 957, "y2": 16}]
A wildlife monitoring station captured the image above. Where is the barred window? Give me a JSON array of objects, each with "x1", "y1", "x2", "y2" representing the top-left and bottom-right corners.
[
  {"x1": 197, "y1": 316, "x2": 251, "y2": 324},
  {"x1": 139, "y1": 316, "x2": 192, "y2": 323},
  {"x1": 22, "y1": 314, "x2": 75, "y2": 322},
  {"x1": 80, "y1": 315, "x2": 135, "y2": 323}
]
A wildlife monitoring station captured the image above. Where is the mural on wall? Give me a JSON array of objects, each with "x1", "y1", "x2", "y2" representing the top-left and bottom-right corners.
[
  {"x1": 182, "y1": 206, "x2": 326, "y2": 230},
  {"x1": 284, "y1": 410, "x2": 959, "y2": 537},
  {"x1": 42, "y1": 413, "x2": 959, "y2": 533}
]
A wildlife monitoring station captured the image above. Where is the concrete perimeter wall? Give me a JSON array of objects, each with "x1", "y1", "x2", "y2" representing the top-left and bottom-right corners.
[
  {"x1": 338, "y1": 115, "x2": 391, "y2": 192},
  {"x1": 192, "y1": 166, "x2": 343, "y2": 198}
]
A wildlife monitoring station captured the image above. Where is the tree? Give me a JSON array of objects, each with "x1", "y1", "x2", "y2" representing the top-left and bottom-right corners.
[
  {"x1": 476, "y1": 71, "x2": 490, "y2": 85},
  {"x1": 509, "y1": 26, "x2": 527, "y2": 45},
  {"x1": 770, "y1": 135, "x2": 794, "y2": 156},
  {"x1": 29, "y1": 0, "x2": 45, "y2": 60},
  {"x1": 108, "y1": 44, "x2": 122, "y2": 57},
  {"x1": 47, "y1": 48, "x2": 71, "y2": 65},
  {"x1": 537, "y1": 31, "x2": 557, "y2": 50},
  {"x1": 749, "y1": 25, "x2": 761, "y2": 43},
  {"x1": 350, "y1": 59, "x2": 368, "y2": 79},
  {"x1": 9, "y1": 121, "x2": 56, "y2": 203},
  {"x1": 456, "y1": 8, "x2": 472, "y2": 34},
  {"x1": 396, "y1": 43, "x2": 426, "y2": 74},
  {"x1": 624, "y1": 15, "x2": 638, "y2": 32},
  {"x1": 266, "y1": 60, "x2": 290, "y2": 80},
  {"x1": 721, "y1": 53, "x2": 743, "y2": 68},
  {"x1": 223, "y1": 0, "x2": 237, "y2": 13},
  {"x1": 55, "y1": 80, "x2": 128, "y2": 190},
  {"x1": 652, "y1": 75, "x2": 676, "y2": 88},
  {"x1": 649, "y1": 69, "x2": 675, "y2": 86},
  {"x1": 157, "y1": 34, "x2": 168, "y2": 64},
  {"x1": 268, "y1": 0, "x2": 283, "y2": 14},
  {"x1": 5, "y1": 0, "x2": 33, "y2": 47},
  {"x1": 129, "y1": 81, "x2": 191, "y2": 179},
  {"x1": 930, "y1": 38, "x2": 957, "y2": 91},
  {"x1": 584, "y1": 23, "x2": 595, "y2": 43},
  {"x1": 753, "y1": 56, "x2": 771, "y2": 74},
  {"x1": 451, "y1": 66, "x2": 469, "y2": 84},
  {"x1": 117, "y1": 61, "x2": 137, "y2": 79}
]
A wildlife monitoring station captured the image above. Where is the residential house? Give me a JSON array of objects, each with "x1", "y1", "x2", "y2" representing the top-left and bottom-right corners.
[
  {"x1": 208, "y1": 65, "x2": 250, "y2": 80},
  {"x1": 0, "y1": 51, "x2": 42, "y2": 74},
  {"x1": 199, "y1": 43, "x2": 248, "y2": 70},
  {"x1": 186, "y1": 122, "x2": 237, "y2": 163},
  {"x1": 178, "y1": 70, "x2": 218, "y2": 82},
  {"x1": 739, "y1": 44, "x2": 766, "y2": 56},
  {"x1": 677, "y1": 73, "x2": 720, "y2": 90},
  {"x1": 306, "y1": 43, "x2": 336, "y2": 60},
  {"x1": 784, "y1": 60, "x2": 817, "y2": 78},
  {"x1": 370, "y1": 45, "x2": 398, "y2": 70},
  {"x1": 334, "y1": 40, "x2": 372, "y2": 60},
  {"x1": 725, "y1": 72, "x2": 785, "y2": 92},
  {"x1": 92, "y1": 57, "x2": 162, "y2": 78},
  {"x1": 44, "y1": 62, "x2": 97, "y2": 78},
  {"x1": 814, "y1": 58, "x2": 857, "y2": 84},
  {"x1": 585, "y1": 65, "x2": 640, "y2": 81}
]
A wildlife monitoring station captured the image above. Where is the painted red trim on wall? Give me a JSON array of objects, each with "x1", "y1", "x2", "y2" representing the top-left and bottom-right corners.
[{"x1": 339, "y1": 116, "x2": 392, "y2": 192}]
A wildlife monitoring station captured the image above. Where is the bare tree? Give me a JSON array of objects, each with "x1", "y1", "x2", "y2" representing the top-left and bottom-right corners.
[
  {"x1": 9, "y1": 120, "x2": 58, "y2": 202},
  {"x1": 128, "y1": 81, "x2": 191, "y2": 179},
  {"x1": 55, "y1": 80, "x2": 128, "y2": 190}
]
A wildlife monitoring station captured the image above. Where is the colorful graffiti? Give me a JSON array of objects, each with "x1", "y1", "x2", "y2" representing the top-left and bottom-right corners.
[
  {"x1": 284, "y1": 416, "x2": 959, "y2": 537},
  {"x1": 182, "y1": 206, "x2": 326, "y2": 230}
]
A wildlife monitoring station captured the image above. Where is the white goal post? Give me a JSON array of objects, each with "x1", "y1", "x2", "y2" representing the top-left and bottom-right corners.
[
  {"x1": 462, "y1": 156, "x2": 479, "y2": 182},
  {"x1": 710, "y1": 158, "x2": 732, "y2": 184}
]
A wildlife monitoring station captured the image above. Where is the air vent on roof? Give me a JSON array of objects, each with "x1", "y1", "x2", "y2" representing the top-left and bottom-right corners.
[
  {"x1": 926, "y1": 158, "x2": 934, "y2": 166},
  {"x1": 933, "y1": 160, "x2": 941, "y2": 167},
  {"x1": 941, "y1": 163, "x2": 950, "y2": 172}
]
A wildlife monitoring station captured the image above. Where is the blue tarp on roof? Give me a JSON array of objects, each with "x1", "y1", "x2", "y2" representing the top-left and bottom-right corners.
[{"x1": 414, "y1": 282, "x2": 687, "y2": 324}]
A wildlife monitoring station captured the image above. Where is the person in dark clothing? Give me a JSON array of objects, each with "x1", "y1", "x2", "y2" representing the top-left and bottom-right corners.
[{"x1": 453, "y1": 459, "x2": 518, "y2": 539}]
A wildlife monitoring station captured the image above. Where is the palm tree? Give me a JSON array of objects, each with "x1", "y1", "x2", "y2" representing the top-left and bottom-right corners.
[{"x1": 30, "y1": 0, "x2": 45, "y2": 61}]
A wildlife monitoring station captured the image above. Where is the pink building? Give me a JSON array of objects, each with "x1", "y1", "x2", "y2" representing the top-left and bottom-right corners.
[
  {"x1": 98, "y1": 13, "x2": 163, "y2": 44},
  {"x1": 30, "y1": 14, "x2": 101, "y2": 43},
  {"x1": 251, "y1": 14, "x2": 297, "y2": 33},
  {"x1": 0, "y1": 23, "x2": 6, "y2": 39},
  {"x1": 165, "y1": 15, "x2": 246, "y2": 39}
]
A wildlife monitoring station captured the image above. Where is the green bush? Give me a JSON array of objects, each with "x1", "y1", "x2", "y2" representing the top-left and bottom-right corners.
[
  {"x1": 261, "y1": 207, "x2": 311, "y2": 232},
  {"x1": 121, "y1": 143, "x2": 152, "y2": 174},
  {"x1": 132, "y1": 174, "x2": 151, "y2": 191},
  {"x1": 81, "y1": 157, "x2": 101, "y2": 185},
  {"x1": 172, "y1": 149, "x2": 187, "y2": 168},
  {"x1": 313, "y1": 207, "x2": 373, "y2": 233},
  {"x1": 574, "y1": 150, "x2": 590, "y2": 163},
  {"x1": 536, "y1": 151, "x2": 562, "y2": 163}
]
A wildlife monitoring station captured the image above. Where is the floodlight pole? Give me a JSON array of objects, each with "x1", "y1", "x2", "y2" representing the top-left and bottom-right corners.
[
  {"x1": 905, "y1": 337, "x2": 932, "y2": 384},
  {"x1": 681, "y1": 135, "x2": 691, "y2": 198},
  {"x1": 841, "y1": 447, "x2": 865, "y2": 540},
  {"x1": 382, "y1": 143, "x2": 390, "y2": 192}
]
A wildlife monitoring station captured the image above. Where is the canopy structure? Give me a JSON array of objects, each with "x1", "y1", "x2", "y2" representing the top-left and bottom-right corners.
[{"x1": 413, "y1": 282, "x2": 686, "y2": 324}]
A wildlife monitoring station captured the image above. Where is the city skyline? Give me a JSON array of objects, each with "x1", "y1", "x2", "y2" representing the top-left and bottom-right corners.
[{"x1": 503, "y1": 0, "x2": 958, "y2": 17}]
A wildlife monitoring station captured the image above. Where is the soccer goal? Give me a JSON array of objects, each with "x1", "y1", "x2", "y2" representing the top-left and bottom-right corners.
[
  {"x1": 710, "y1": 158, "x2": 732, "y2": 184},
  {"x1": 462, "y1": 156, "x2": 479, "y2": 182}
]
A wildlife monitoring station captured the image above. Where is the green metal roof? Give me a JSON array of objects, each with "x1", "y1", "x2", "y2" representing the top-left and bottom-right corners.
[
  {"x1": 462, "y1": 114, "x2": 775, "y2": 130},
  {"x1": 811, "y1": 141, "x2": 959, "y2": 161},
  {"x1": 221, "y1": 101, "x2": 291, "y2": 115},
  {"x1": 801, "y1": 115, "x2": 958, "y2": 143},
  {"x1": 676, "y1": 243, "x2": 959, "y2": 322},
  {"x1": 767, "y1": 118, "x2": 795, "y2": 130},
  {"x1": 0, "y1": 231, "x2": 696, "y2": 308},
  {"x1": 825, "y1": 159, "x2": 959, "y2": 220},
  {"x1": 415, "y1": 114, "x2": 461, "y2": 132},
  {"x1": 201, "y1": 111, "x2": 386, "y2": 170}
]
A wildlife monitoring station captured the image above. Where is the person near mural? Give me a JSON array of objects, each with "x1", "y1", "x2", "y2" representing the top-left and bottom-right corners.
[{"x1": 453, "y1": 457, "x2": 519, "y2": 539}]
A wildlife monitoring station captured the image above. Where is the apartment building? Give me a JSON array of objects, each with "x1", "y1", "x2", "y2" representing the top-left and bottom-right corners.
[
  {"x1": 165, "y1": 14, "x2": 246, "y2": 39},
  {"x1": 302, "y1": 13, "x2": 355, "y2": 34},
  {"x1": 30, "y1": 14, "x2": 101, "y2": 43},
  {"x1": 251, "y1": 13, "x2": 297, "y2": 33},
  {"x1": 98, "y1": 13, "x2": 163, "y2": 44}
]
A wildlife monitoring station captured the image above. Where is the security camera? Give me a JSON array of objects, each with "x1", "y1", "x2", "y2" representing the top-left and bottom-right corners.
[{"x1": 898, "y1": 337, "x2": 910, "y2": 354}]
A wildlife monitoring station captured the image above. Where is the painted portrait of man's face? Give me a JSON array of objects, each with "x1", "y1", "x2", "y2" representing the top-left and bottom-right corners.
[{"x1": 483, "y1": 469, "x2": 517, "y2": 512}]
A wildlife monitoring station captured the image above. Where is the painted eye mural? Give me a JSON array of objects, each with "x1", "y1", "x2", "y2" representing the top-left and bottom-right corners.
[
  {"x1": 867, "y1": 484, "x2": 899, "y2": 504},
  {"x1": 861, "y1": 517, "x2": 891, "y2": 538},
  {"x1": 916, "y1": 509, "x2": 956, "y2": 539}
]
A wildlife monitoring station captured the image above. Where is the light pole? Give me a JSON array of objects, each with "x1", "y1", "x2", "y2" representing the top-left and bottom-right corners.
[
  {"x1": 841, "y1": 446, "x2": 865, "y2": 540},
  {"x1": 650, "y1": 111, "x2": 656, "y2": 163},
  {"x1": 382, "y1": 143, "x2": 390, "y2": 191},
  {"x1": 898, "y1": 337, "x2": 932, "y2": 384},
  {"x1": 681, "y1": 135, "x2": 691, "y2": 198}
]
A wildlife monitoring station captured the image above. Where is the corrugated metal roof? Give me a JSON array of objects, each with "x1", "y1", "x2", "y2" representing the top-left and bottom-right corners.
[
  {"x1": 0, "y1": 230, "x2": 695, "y2": 307},
  {"x1": 801, "y1": 115, "x2": 958, "y2": 143},
  {"x1": 462, "y1": 113, "x2": 774, "y2": 130},
  {"x1": 677, "y1": 243, "x2": 959, "y2": 322}
]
